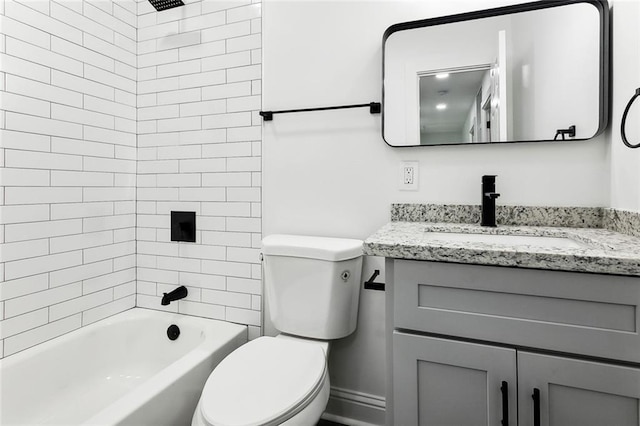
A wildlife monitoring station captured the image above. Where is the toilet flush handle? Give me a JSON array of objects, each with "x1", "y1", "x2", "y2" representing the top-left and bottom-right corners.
[{"x1": 340, "y1": 270, "x2": 351, "y2": 282}]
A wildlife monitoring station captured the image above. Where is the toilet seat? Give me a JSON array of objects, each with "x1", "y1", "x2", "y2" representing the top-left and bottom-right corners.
[{"x1": 199, "y1": 336, "x2": 327, "y2": 426}]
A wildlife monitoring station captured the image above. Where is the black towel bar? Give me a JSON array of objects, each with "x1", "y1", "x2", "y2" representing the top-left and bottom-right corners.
[{"x1": 260, "y1": 102, "x2": 381, "y2": 121}]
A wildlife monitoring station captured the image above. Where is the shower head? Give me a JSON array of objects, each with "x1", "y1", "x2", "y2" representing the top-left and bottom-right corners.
[{"x1": 148, "y1": 0, "x2": 184, "y2": 11}]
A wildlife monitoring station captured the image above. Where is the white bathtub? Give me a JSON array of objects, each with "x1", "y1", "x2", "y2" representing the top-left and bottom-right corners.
[{"x1": 0, "y1": 308, "x2": 247, "y2": 426}]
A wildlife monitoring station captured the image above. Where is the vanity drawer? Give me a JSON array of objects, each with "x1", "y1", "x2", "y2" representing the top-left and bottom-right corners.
[{"x1": 393, "y1": 260, "x2": 640, "y2": 364}]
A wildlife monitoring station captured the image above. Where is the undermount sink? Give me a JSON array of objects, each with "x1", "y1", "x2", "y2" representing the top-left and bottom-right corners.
[{"x1": 423, "y1": 232, "x2": 585, "y2": 249}]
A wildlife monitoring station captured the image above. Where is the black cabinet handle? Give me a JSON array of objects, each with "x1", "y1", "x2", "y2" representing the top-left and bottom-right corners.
[
  {"x1": 500, "y1": 381, "x2": 509, "y2": 426},
  {"x1": 532, "y1": 388, "x2": 541, "y2": 426}
]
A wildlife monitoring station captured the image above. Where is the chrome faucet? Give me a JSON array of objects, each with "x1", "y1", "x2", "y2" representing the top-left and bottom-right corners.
[
  {"x1": 161, "y1": 285, "x2": 188, "y2": 305},
  {"x1": 481, "y1": 175, "x2": 500, "y2": 227}
]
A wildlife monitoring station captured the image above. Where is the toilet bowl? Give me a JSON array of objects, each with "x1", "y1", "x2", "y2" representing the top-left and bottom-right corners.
[
  {"x1": 192, "y1": 234, "x2": 363, "y2": 426},
  {"x1": 192, "y1": 336, "x2": 331, "y2": 426}
]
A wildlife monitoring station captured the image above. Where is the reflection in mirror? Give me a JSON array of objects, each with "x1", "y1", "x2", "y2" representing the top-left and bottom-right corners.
[
  {"x1": 383, "y1": 0, "x2": 609, "y2": 147},
  {"x1": 419, "y1": 67, "x2": 503, "y2": 145}
]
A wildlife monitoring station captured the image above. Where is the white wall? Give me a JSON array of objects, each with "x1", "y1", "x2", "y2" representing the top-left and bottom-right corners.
[
  {"x1": 609, "y1": 0, "x2": 640, "y2": 212},
  {"x1": 134, "y1": 0, "x2": 263, "y2": 337},
  {"x1": 0, "y1": 0, "x2": 137, "y2": 358},
  {"x1": 263, "y1": 0, "x2": 610, "y2": 418}
]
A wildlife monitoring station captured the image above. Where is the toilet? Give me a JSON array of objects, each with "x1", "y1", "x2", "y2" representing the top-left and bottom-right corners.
[{"x1": 192, "y1": 234, "x2": 364, "y2": 426}]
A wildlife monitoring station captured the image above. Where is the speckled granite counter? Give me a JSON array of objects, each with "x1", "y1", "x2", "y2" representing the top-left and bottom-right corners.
[{"x1": 364, "y1": 220, "x2": 640, "y2": 276}]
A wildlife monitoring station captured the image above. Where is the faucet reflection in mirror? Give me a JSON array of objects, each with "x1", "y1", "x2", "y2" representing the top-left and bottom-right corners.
[{"x1": 382, "y1": 0, "x2": 609, "y2": 147}]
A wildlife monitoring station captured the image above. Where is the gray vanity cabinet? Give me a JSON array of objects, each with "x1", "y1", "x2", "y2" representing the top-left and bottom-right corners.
[
  {"x1": 391, "y1": 335, "x2": 640, "y2": 426},
  {"x1": 386, "y1": 259, "x2": 640, "y2": 426},
  {"x1": 392, "y1": 332, "x2": 516, "y2": 426}
]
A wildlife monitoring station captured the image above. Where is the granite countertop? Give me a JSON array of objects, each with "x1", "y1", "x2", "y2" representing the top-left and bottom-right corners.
[{"x1": 364, "y1": 221, "x2": 640, "y2": 276}]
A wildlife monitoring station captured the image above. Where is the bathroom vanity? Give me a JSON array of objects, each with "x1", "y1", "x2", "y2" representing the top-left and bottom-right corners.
[{"x1": 365, "y1": 211, "x2": 640, "y2": 426}]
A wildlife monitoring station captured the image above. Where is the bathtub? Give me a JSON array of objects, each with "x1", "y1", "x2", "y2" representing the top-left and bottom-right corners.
[{"x1": 0, "y1": 308, "x2": 247, "y2": 426}]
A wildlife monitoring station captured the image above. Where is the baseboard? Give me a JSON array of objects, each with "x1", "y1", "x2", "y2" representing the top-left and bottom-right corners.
[{"x1": 322, "y1": 386, "x2": 386, "y2": 426}]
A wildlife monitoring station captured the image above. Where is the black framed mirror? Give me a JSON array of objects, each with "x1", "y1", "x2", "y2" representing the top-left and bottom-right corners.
[{"x1": 382, "y1": 0, "x2": 609, "y2": 147}]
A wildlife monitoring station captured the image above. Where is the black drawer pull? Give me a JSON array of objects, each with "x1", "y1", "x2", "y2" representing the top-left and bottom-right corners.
[
  {"x1": 532, "y1": 388, "x2": 541, "y2": 426},
  {"x1": 500, "y1": 381, "x2": 509, "y2": 426}
]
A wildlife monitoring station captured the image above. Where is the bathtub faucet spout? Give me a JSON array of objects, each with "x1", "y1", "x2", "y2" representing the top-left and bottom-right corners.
[{"x1": 161, "y1": 286, "x2": 188, "y2": 305}]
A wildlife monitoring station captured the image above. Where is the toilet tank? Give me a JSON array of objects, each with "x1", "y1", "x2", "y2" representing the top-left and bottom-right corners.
[{"x1": 262, "y1": 235, "x2": 363, "y2": 340}]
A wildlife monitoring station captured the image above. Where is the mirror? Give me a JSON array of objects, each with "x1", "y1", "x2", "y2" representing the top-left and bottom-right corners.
[{"x1": 382, "y1": 0, "x2": 609, "y2": 147}]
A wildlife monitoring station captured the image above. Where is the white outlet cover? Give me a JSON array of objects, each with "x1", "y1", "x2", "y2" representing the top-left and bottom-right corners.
[{"x1": 399, "y1": 161, "x2": 419, "y2": 191}]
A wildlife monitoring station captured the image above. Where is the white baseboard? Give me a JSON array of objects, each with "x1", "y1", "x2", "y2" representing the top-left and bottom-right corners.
[{"x1": 322, "y1": 386, "x2": 386, "y2": 426}]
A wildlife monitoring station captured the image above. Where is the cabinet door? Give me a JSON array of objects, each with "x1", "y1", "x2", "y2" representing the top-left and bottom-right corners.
[
  {"x1": 518, "y1": 351, "x2": 640, "y2": 426},
  {"x1": 393, "y1": 332, "x2": 517, "y2": 426}
]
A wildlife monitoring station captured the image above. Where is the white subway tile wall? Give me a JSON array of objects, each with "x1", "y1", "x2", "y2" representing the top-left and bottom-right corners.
[
  {"x1": 0, "y1": 0, "x2": 261, "y2": 359},
  {"x1": 0, "y1": 0, "x2": 138, "y2": 358},
  {"x1": 134, "y1": 0, "x2": 262, "y2": 339}
]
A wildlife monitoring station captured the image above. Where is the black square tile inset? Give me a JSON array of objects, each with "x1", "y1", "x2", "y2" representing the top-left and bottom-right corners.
[
  {"x1": 171, "y1": 211, "x2": 196, "y2": 242},
  {"x1": 148, "y1": 0, "x2": 184, "y2": 11}
]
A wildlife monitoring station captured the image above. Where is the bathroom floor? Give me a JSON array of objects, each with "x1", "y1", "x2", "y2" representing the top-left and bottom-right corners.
[{"x1": 317, "y1": 420, "x2": 347, "y2": 426}]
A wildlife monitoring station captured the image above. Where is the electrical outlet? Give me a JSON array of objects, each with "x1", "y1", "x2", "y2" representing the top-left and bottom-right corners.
[
  {"x1": 404, "y1": 166, "x2": 415, "y2": 184},
  {"x1": 399, "y1": 161, "x2": 419, "y2": 190}
]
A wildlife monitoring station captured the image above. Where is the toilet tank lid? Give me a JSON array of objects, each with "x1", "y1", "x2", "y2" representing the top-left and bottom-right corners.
[{"x1": 262, "y1": 234, "x2": 363, "y2": 261}]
